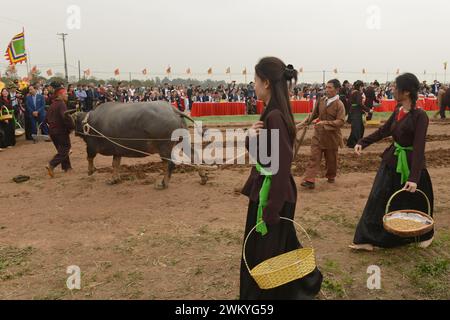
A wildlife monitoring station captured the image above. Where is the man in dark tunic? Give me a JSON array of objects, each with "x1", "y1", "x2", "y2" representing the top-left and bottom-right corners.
[
  {"x1": 45, "y1": 82, "x2": 75, "y2": 177},
  {"x1": 364, "y1": 81, "x2": 380, "y2": 121},
  {"x1": 339, "y1": 80, "x2": 351, "y2": 117}
]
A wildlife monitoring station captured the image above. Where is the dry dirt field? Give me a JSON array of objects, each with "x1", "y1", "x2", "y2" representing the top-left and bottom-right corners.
[{"x1": 0, "y1": 119, "x2": 449, "y2": 300}]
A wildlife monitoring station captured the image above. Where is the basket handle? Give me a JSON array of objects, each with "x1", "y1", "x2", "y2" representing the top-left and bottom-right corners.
[
  {"x1": 385, "y1": 189, "x2": 431, "y2": 216},
  {"x1": 1, "y1": 105, "x2": 10, "y2": 114},
  {"x1": 242, "y1": 217, "x2": 313, "y2": 274}
]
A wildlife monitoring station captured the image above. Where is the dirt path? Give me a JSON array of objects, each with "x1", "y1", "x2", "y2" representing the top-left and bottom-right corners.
[{"x1": 0, "y1": 122, "x2": 449, "y2": 300}]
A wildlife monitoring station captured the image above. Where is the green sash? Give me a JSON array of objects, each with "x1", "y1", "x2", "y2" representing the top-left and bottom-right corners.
[
  {"x1": 255, "y1": 163, "x2": 272, "y2": 236},
  {"x1": 394, "y1": 142, "x2": 413, "y2": 184}
]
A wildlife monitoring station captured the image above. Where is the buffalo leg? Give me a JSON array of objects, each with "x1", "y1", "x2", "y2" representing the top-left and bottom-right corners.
[
  {"x1": 87, "y1": 147, "x2": 97, "y2": 176},
  {"x1": 108, "y1": 156, "x2": 122, "y2": 185},
  {"x1": 190, "y1": 143, "x2": 208, "y2": 185},
  {"x1": 155, "y1": 159, "x2": 175, "y2": 190},
  {"x1": 155, "y1": 144, "x2": 176, "y2": 190}
]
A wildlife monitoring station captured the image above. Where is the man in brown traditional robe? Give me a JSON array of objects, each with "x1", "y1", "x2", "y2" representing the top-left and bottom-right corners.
[{"x1": 299, "y1": 79, "x2": 346, "y2": 189}]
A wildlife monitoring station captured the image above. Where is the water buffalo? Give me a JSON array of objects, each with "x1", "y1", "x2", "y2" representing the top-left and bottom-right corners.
[{"x1": 68, "y1": 101, "x2": 208, "y2": 189}]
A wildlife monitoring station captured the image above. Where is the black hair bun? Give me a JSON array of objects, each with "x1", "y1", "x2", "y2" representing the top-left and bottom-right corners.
[{"x1": 284, "y1": 64, "x2": 297, "y2": 81}]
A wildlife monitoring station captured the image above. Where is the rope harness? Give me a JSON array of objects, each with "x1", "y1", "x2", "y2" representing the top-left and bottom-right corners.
[{"x1": 73, "y1": 112, "x2": 246, "y2": 169}]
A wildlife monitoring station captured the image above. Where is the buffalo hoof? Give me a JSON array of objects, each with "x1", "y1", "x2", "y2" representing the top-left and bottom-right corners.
[
  {"x1": 88, "y1": 168, "x2": 97, "y2": 176},
  {"x1": 155, "y1": 181, "x2": 168, "y2": 190}
]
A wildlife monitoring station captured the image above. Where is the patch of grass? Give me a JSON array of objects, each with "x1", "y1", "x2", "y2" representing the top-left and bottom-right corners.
[
  {"x1": 112, "y1": 271, "x2": 125, "y2": 280},
  {"x1": 0, "y1": 246, "x2": 35, "y2": 281},
  {"x1": 127, "y1": 271, "x2": 144, "y2": 283},
  {"x1": 217, "y1": 228, "x2": 242, "y2": 245},
  {"x1": 414, "y1": 259, "x2": 449, "y2": 278},
  {"x1": 194, "y1": 266, "x2": 203, "y2": 276},
  {"x1": 33, "y1": 288, "x2": 67, "y2": 300},
  {"x1": 322, "y1": 279, "x2": 346, "y2": 298},
  {"x1": 191, "y1": 113, "x2": 406, "y2": 124},
  {"x1": 323, "y1": 259, "x2": 341, "y2": 274},
  {"x1": 407, "y1": 258, "x2": 450, "y2": 299},
  {"x1": 320, "y1": 214, "x2": 356, "y2": 229},
  {"x1": 433, "y1": 229, "x2": 450, "y2": 248},
  {"x1": 113, "y1": 237, "x2": 139, "y2": 255}
]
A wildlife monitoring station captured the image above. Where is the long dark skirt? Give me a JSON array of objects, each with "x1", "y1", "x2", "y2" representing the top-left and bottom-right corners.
[
  {"x1": 346, "y1": 111, "x2": 365, "y2": 148},
  {"x1": 0, "y1": 119, "x2": 16, "y2": 148},
  {"x1": 240, "y1": 200, "x2": 323, "y2": 300},
  {"x1": 353, "y1": 163, "x2": 434, "y2": 248}
]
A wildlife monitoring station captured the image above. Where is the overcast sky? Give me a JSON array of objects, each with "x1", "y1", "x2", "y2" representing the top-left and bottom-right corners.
[{"x1": 1, "y1": 0, "x2": 449, "y2": 82}]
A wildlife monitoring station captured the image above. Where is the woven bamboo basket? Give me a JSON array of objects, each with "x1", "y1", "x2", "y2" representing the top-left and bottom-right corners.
[
  {"x1": 0, "y1": 106, "x2": 13, "y2": 121},
  {"x1": 243, "y1": 217, "x2": 316, "y2": 290},
  {"x1": 383, "y1": 189, "x2": 434, "y2": 238},
  {"x1": 15, "y1": 121, "x2": 25, "y2": 137}
]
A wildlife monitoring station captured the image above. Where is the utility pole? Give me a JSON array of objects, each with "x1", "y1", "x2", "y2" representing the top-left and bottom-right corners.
[
  {"x1": 78, "y1": 60, "x2": 81, "y2": 81},
  {"x1": 57, "y1": 33, "x2": 69, "y2": 82},
  {"x1": 322, "y1": 70, "x2": 326, "y2": 85}
]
